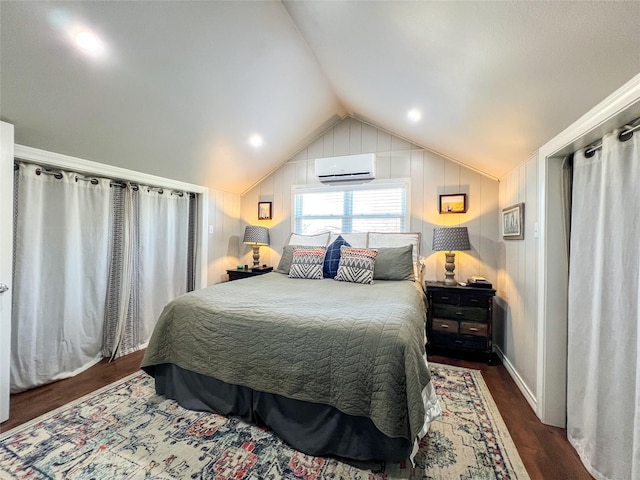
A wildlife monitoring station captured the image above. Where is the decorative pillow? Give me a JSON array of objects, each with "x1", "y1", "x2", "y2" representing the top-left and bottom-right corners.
[
  {"x1": 328, "y1": 232, "x2": 367, "y2": 248},
  {"x1": 334, "y1": 247, "x2": 377, "y2": 285},
  {"x1": 287, "y1": 232, "x2": 331, "y2": 246},
  {"x1": 368, "y1": 232, "x2": 421, "y2": 279},
  {"x1": 323, "y1": 235, "x2": 351, "y2": 278},
  {"x1": 275, "y1": 245, "x2": 302, "y2": 274},
  {"x1": 373, "y1": 245, "x2": 414, "y2": 280},
  {"x1": 289, "y1": 246, "x2": 327, "y2": 279}
]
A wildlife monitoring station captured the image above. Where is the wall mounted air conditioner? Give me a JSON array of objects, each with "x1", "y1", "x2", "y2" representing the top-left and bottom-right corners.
[{"x1": 314, "y1": 153, "x2": 376, "y2": 183}]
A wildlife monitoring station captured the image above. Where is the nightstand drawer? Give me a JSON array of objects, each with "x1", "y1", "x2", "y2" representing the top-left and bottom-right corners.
[
  {"x1": 432, "y1": 332, "x2": 487, "y2": 351},
  {"x1": 460, "y1": 322, "x2": 488, "y2": 336},
  {"x1": 432, "y1": 305, "x2": 488, "y2": 322},
  {"x1": 432, "y1": 292, "x2": 459, "y2": 305},
  {"x1": 432, "y1": 319, "x2": 458, "y2": 333},
  {"x1": 461, "y1": 295, "x2": 490, "y2": 307}
]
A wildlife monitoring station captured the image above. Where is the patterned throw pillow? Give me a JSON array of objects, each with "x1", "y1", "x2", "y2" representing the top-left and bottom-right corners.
[
  {"x1": 289, "y1": 246, "x2": 327, "y2": 279},
  {"x1": 323, "y1": 235, "x2": 351, "y2": 278},
  {"x1": 334, "y1": 246, "x2": 377, "y2": 285}
]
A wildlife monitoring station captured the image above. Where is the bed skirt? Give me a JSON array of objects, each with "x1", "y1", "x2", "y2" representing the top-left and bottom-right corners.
[{"x1": 148, "y1": 363, "x2": 412, "y2": 462}]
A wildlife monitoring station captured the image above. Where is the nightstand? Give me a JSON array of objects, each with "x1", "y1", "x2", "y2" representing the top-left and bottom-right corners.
[
  {"x1": 226, "y1": 266, "x2": 273, "y2": 281},
  {"x1": 425, "y1": 281, "x2": 496, "y2": 364}
]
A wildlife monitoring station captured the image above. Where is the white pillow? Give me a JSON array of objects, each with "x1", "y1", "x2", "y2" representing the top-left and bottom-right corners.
[
  {"x1": 287, "y1": 232, "x2": 331, "y2": 246},
  {"x1": 367, "y1": 232, "x2": 421, "y2": 279},
  {"x1": 328, "y1": 232, "x2": 368, "y2": 248}
]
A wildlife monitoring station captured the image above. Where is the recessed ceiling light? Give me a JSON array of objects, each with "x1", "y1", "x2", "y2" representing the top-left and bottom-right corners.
[
  {"x1": 74, "y1": 30, "x2": 105, "y2": 56},
  {"x1": 249, "y1": 134, "x2": 264, "y2": 148},
  {"x1": 407, "y1": 109, "x2": 422, "y2": 122}
]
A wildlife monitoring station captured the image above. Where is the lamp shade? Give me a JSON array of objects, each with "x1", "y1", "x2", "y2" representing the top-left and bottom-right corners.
[
  {"x1": 432, "y1": 227, "x2": 470, "y2": 252},
  {"x1": 243, "y1": 225, "x2": 269, "y2": 246}
]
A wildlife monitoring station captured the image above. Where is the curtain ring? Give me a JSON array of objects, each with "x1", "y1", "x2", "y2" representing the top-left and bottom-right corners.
[
  {"x1": 584, "y1": 147, "x2": 597, "y2": 158},
  {"x1": 618, "y1": 129, "x2": 634, "y2": 142},
  {"x1": 36, "y1": 167, "x2": 63, "y2": 179}
]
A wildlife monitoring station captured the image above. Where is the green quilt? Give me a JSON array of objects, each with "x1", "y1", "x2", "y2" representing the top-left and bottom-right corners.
[{"x1": 142, "y1": 272, "x2": 440, "y2": 451}]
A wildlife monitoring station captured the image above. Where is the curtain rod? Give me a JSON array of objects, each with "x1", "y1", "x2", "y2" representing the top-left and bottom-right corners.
[
  {"x1": 15, "y1": 161, "x2": 195, "y2": 198},
  {"x1": 584, "y1": 118, "x2": 640, "y2": 157}
]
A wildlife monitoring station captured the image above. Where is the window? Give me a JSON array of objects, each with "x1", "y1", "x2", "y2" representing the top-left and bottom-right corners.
[{"x1": 292, "y1": 180, "x2": 409, "y2": 234}]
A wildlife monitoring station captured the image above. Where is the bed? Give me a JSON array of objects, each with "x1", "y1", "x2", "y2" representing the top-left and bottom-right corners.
[{"x1": 141, "y1": 236, "x2": 441, "y2": 463}]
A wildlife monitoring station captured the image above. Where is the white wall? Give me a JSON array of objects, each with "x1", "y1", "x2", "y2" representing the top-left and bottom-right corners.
[
  {"x1": 207, "y1": 191, "x2": 241, "y2": 285},
  {"x1": 238, "y1": 116, "x2": 500, "y2": 286},
  {"x1": 496, "y1": 153, "x2": 539, "y2": 409}
]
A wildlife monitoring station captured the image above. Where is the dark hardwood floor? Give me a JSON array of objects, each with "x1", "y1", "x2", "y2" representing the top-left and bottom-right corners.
[
  {"x1": 1, "y1": 350, "x2": 146, "y2": 432},
  {"x1": 1, "y1": 351, "x2": 592, "y2": 479}
]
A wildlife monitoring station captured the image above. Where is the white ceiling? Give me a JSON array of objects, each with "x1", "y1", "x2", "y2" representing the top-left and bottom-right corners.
[{"x1": 2, "y1": 1, "x2": 639, "y2": 193}]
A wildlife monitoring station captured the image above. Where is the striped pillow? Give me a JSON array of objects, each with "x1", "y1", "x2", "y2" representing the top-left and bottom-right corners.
[
  {"x1": 334, "y1": 247, "x2": 377, "y2": 285},
  {"x1": 289, "y1": 246, "x2": 327, "y2": 280}
]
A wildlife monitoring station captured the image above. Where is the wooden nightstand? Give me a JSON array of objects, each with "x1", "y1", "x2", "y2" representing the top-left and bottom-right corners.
[
  {"x1": 425, "y1": 281, "x2": 496, "y2": 364},
  {"x1": 226, "y1": 266, "x2": 273, "y2": 281}
]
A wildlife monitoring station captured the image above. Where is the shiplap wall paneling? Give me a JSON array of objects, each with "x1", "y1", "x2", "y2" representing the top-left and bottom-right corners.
[
  {"x1": 239, "y1": 116, "x2": 500, "y2": 288},
  {"x1": 420, "y1": 151, "x2": 445, "y2": 282},
  {"x1": 523, "y1": 156, "x2": 538, "y2": 396},
  {"x1": 480, "y1": 176, "x2": 500, "y2": 286},
  {"x1": 460, "y1": 166, "x2": 486, "y2": 282},
  {"x1": 207, "y1": 191, "x2": 241, "y2": 285},
  {"x1": 409, "y1": 149, "x2": 424, "y2": 266},
  {"x1": 496, "y1": 153, "x2": 538, "y2": 403}
]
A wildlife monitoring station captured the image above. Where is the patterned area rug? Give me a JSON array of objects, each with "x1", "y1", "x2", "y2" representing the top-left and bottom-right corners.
[{"x1": 0, "y1": 364, "x2": 530, "y2": 479}]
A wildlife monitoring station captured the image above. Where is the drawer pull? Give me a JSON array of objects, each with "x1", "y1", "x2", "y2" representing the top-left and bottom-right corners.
[
  {"x1": 439, "y1": 324, "x2": 449, "y2": 329},
  {"x1": 441, "y1": 296, "x2": 449, "y2": 300},
  {"x1": 469, "y1": 327, "x2": 478, "y2": 332},
  {"x1": 455, "y1": 311, "x2": 465, "y2": 316},
  {"x1": 469, "y1": 299, "x2": 479, "y2": 303},
  {"x1": 454, "y1": 340, "x2": 464, "y2": 344}
]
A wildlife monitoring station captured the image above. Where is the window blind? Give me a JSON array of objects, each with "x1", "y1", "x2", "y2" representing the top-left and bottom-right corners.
[{"x1": 292, "y1": 180, "x2": 409, "y2": 234}]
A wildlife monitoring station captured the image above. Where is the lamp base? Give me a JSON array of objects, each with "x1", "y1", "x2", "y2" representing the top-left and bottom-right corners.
[
  {"x1": 443, "y1": 252, "x2": 457, "y2": 286},
  {"x1": 252, "y1": 245, "x2": 261, "y2": 268}
]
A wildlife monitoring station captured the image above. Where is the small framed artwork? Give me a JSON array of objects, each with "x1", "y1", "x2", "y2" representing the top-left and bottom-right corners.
[
  {"x1": 258, "y1": 201, "x2": 272, "y2": 220},
  {"x1": 502, "y1": 203, "x2": 524, "y2": 240},
  {"x1": 439, "y1": 193, "x2": 467, "y2": 214}
]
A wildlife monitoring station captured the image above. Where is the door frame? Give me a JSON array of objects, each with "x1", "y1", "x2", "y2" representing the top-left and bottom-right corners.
[
  {"x1": 536, "y1": 73, "x2": 640, "y2": 426},
  {"x1": 0, "y1": 122, "x2": 15, "y2": 423}
]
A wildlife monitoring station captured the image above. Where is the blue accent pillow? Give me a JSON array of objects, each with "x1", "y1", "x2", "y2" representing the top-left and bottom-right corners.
[{"x1": 323, "y1": 235, "x2": 351, "y2": 278}]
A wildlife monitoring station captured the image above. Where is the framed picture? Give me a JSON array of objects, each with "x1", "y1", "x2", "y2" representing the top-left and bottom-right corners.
[
  {"x1": 439, "y1": 193, "x2": 467, "y2": 214},
  {"x1": 502, "y1": 203, "x2": 524, "y2": 240},
  {"x1": 258, "y1": 201, "x2": 272, "y2": 220}
]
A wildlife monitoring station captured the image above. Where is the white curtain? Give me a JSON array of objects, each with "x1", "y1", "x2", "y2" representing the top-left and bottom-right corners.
[
  {"x1": 138, "y1": 188, "x2": 189, "y2": 342},
  {"x1": 102, "y1": 187, "x2": 190, "y2": 358},
  {"x1": 567, "y1": 129, "x2": 640, "y2": 480},
  {"x1": 11, "y1": 164, "x2": 110, "y2": 392}
]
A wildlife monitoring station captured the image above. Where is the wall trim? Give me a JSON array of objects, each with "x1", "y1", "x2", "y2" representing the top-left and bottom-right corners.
[
  {"x1": 495, "y1": 345, "x2": 537, "y2": 414},
  {"x1": 13, "y1": 144, "x2": 209, "y2": 289},
  {"x1": 536, "y1": 72, "x2": 640, "y2": 427}
]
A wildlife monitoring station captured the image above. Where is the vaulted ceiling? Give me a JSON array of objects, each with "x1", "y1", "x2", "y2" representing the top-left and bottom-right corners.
[{"x1": 2, "y1": 1, "x2": 639, "y2": 194}]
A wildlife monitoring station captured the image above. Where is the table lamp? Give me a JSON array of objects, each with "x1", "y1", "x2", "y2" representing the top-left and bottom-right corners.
[
  {"x1": 432, "y1": 226, "x2": 470, "y2": 286},
  {"x1": 243, "y1": 226, "x2": 270, "y2": 269}
]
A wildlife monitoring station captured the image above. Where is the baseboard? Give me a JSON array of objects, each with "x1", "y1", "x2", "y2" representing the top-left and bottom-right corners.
[{"x1": 494, "y1": 346, "x2": 537, "y2": 414}]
